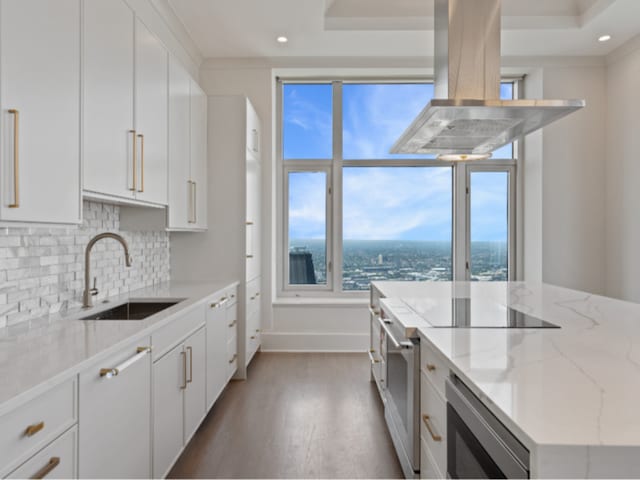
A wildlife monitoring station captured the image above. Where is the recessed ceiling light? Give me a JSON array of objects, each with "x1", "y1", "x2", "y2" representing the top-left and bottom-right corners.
[
  {"x1": 276, "y1": 36, "x2": 288, "y2": 44},
  {"x1": 598, "y1": 35, "x2": 611, "y2": 42}
]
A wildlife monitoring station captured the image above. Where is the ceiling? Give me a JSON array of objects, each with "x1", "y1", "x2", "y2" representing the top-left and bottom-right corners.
[{"x1": 167, "y1": 0, "x2": 640, "y2": 59}]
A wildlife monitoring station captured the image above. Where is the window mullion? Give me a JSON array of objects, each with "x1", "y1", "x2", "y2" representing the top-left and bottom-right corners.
[{"x1": 332, "y1": 81, "x2": 343, "y2": 293}]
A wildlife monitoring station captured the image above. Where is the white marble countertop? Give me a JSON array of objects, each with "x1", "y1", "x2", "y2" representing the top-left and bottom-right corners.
[
  {"x1": 375, "y1": 281, "x2": 640, "y2": 452},
  {"x1": 0, "y1": 280, "x2": 238, "y2": 416}
]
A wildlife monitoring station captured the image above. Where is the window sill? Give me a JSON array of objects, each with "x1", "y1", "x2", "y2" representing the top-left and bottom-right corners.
[{"x1": 273, "y1": 297, "x2": 369, "y2": 308}]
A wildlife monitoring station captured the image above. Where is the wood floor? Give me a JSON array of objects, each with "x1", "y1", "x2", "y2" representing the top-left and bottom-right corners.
[{"x1": 169, "y1": 352, "x2": 403, "y2": 479}]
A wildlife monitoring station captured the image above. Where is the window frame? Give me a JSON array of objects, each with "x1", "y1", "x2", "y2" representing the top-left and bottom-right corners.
[{"x1": 277, "y1": 77, "x2": 521, "y2": 297}]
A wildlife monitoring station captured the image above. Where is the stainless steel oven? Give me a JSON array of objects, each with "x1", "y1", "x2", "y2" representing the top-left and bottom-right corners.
[
  {"x1": 379, "y1": 308, "x2": 420, "y2": 478},
  {"x1": 446, "y1": 375, "x2": 530, "y2": 479}
]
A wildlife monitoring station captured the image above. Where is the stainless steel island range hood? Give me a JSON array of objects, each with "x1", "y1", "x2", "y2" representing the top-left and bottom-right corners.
[{"x1": 390, "y1": 0, "x2": 585, "y2": 158}]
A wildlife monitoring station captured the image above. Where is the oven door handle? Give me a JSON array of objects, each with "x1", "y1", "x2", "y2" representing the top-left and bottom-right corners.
[{"x1": 377, "y1": 316, "x2": 412, "y2": 349}]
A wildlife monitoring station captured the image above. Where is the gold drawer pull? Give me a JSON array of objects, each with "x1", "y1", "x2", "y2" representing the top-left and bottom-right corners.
[
  {"x1": 24, "y1": 421, "x2": 44, "y2": 437},
  {"x1": 228, "y1": 353, "x2": 237, "y2": 364},
  {"x1": 426, "y1": 363, "x2": 436, "y2": 372},
  {"x1": 255, "y1": 328, "x2": 260, "y2": 333},
  {"x1": 228, "y1": 320, "x2": 237, "y2": 327},
  {"x1": 250, "y1": 335, "x2": 256, "y2": 340},
  {"x1": 422, "y1": 415, "x2": 442, "y2": 442},
  {"x1": 31, "y1": 456, "x2": 60, "y2": 479}
]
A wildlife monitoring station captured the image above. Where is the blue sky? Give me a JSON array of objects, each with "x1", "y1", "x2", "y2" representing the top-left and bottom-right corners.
[{"x1": 285, "y1": 83, "x2": 510, "y2": 242}]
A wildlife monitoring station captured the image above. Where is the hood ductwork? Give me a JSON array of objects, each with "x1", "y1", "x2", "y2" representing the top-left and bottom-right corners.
[{"x1": 390, "y1": 0, "x2": 585, "y2": 157}]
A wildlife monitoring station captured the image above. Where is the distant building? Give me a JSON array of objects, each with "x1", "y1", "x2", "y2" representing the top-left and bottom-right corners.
[
  {"x1": 378, "y1": 254, "x2": 383, "y2": 265},
  {"x1": 289, "y1": 248, "x2": 317, "y2": 284}
]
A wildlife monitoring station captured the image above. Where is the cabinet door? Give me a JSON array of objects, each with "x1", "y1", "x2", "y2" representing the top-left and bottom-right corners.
[
  {"x1": 79, "y1": 340, "x2": 151, "y2": 478},
  {"x1": 184, "y1": 327, "x2": 206, "y2": 443},
  {"x1": 246, "y1": 157, "x2": 261, "y2": 281},
  {"x1": 83, "y1": 0, "x2": 135, "y2": 199},
  {"x1": 167, "y1": 59, "x2": 191, "y2": 229},
  {"x1": 190, "y1": 80, "x2": 208, "y2": 229},
  {"x1": 246, "y1": 100, "x2": 260, "y2": 159},
  {"x1": 0, "y1": 0, "x2": 80, "y2": 224},
  {"x1": 152, "y1": 344, "x2": 184, "y2": 478},
  {"x1": 134, "y1": 18, "x2": 168, "y2": 205},
  {"x1": 205, "y1": 301, "x2": 227, "y2": 410}
]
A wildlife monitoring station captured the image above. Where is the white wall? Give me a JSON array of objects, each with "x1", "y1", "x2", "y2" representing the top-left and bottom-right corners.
[
  {"x1": 199, "y1": 57, "x2": 610, "y2": 351},
  {"x1": 605, "y1": 37, "x2": 640, "y2": 302},
  {"x1": 541, "y1": 65, "x2": 607, "y2": 294}
]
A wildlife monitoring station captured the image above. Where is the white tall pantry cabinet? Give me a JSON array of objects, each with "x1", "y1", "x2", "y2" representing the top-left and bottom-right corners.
[{"x1": 171, "y1": 95, "x2": 262, "y2": 379}]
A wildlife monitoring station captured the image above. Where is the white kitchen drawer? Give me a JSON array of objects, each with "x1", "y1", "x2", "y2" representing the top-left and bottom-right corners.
[
  {"x1": 246, "y1": 277, "x2": 261, "y2": 318},
  {"x1": 420, "y1": 371, "x2": 447, "y2": 475},
  {"x1": 0, "y1": 378, "x2": 76, "y2": 474},
  {"x1": 226, "y1": 302, "x2": 238, "y2": 341},
  {"x1": 153, "y1": 304, "x2": 205, "y2": 361},
  {"x1": 246, "y1": 332, "x2": 260, "y2": 367},
  {"x1": 226, "y1": 336, "x2": 238, "y2": 379},
  {"x1": 420, "y1": 339, "x2": 449, "y2": 399},
  {"x1": 6, "y1": 426, "x2": 77, "y2": 479},
  {"x1": 420, "y1": 435, "x2": 444, "y2": 480},
  {"x1": 225, "y1": 285, "x2": 238, "y2": 306}
]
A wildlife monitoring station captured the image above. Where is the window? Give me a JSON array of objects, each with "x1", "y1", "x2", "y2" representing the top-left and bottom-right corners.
[{"x1": 278, "y1": 79, "x2": 518, "y2": 295}]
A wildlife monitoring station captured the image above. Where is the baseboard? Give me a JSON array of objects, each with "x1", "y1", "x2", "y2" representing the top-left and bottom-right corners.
[{"x1": 261, "y1": 332, "x2": 369, "y2": 352}]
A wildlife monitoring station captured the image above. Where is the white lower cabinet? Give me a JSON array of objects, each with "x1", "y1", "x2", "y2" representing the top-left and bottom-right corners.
[
  {"x1": 206, "y1": 294, "x2": 228, "y2": 410},
  {"x1": 7, "y1": 426, "x2": 77, "y2": 479},
  {"x1": 79, "y1": 339, "x2": 152, "y2": 478},
  {"x1": 152, "y1": 326, "x2": 206, "y2": 478}
]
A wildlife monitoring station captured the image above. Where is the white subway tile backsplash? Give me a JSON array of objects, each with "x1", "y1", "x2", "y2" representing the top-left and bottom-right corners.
[{"x1": 0, "y1": 200, "x2": 170, "y2": 327}]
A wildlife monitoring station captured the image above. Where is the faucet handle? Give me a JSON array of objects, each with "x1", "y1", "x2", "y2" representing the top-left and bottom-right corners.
[{"x1": 90, "y1": 277, "x2": 98, "y2": 296}]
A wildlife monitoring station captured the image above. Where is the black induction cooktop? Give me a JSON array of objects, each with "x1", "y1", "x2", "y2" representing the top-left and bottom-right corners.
[{"x1": 402, "y1": 297, "x2": 560, "y2": 329}]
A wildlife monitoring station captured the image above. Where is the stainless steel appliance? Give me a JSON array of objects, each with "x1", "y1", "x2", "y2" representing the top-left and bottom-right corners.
[
  {"x1": 446, "y1": 375, "x2": 530, "y2": 478},
  {"x1": 378, "y1": 308, "x2": 420, "y2": 478}
]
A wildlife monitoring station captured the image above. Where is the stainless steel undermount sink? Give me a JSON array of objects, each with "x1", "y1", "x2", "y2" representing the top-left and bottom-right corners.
[{"x1": 80, "y1": 300, "x2": 183, "y2": 321}]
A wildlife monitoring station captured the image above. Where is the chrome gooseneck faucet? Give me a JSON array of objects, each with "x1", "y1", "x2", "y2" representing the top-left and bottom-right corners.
[{"x1": 83, "y1": 233, "x2": 132, "y2": 308}]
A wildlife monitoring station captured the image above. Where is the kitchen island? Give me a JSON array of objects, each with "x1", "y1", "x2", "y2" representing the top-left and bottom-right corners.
[{"x1": 372, "y1": 281, "x2": 640, "y2": 478}]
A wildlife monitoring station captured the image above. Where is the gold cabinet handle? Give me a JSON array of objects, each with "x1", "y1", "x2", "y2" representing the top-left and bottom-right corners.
[
  {"x1": 426, "y1": 363, "x2": 436, "y2": 372},
  {"x1": 186, "y1": 346, "x2": 193, "y2": 383},
  {"x1": 255, "y1": 328, "x2": 260, "y2": 333},
  {"x1": 99, "y1": 346, "x2": 150, "y2": 379},
  {"x1": 187, "y1": 181, "x2": 195, "y2": 224},
  {"x1": 250, "y1": 335, "x2": 256, "y2": 340},
  {"x1": 192, "y1": 181, "x2": 197, "y2": 223},
  {"x1": 246, "y1": 221, "x2": 254, "y2": 225},
  {"x1": 137, "y1": 133, "x2": 144, "y2": 192},
  {"x1": 228, "y1": 353, "x2": 237, "y2": 364},
  {"x1": 422, "y1": 415, "x2": 442, "y2": 442},
  {"x1": 228, "y1": 320, "x2": 237, "y2": 327},
  {"x1": 31, "y1": 456, "x2": 60, "y2": 479},
  {"x1": 24, "y1": 421, "x2": 45, "y2": 437},
  {"x1": 8, "y1": 109, "x2": 19, "y2": 208},
  {"x1": 246, "y1": 255, "x2": 254, "y2": 258},
  {"x1": 129, "y1": 130, "x2": 137, "y2": 191},
  {"x1": 180, "y1": 350, "x2": 187, "y2": 389}
]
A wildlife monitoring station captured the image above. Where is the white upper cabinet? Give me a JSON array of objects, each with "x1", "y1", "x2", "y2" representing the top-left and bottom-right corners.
[
  {"x1": 134, "y1": 18, "x2": 168, "y2": 205},
  {"x1": 167, "y1": 59, "x2": 191, "y2": 229},
  {"x1": 84, "y1": 0, "x2": 169, "y2": 206},
  {"x1": 166, "y1": 59, "x2": 207, "y2": 231},
  {"x1": 0, "y1": 0, "x2": 81, "y2": 224},
  {"x1": 190, "y1": 81, "x2": 208, "y2": 230},
  {"x1": 83, "y1": 0, "x2": 135, "y2": 200}
]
